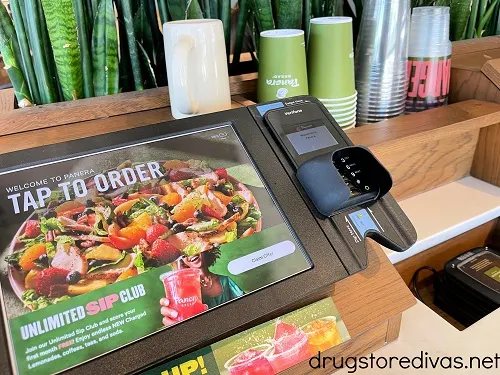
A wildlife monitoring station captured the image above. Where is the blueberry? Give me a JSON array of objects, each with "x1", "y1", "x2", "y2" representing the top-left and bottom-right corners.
[
  {"x1": 232, "y1": 206, "x2": 243, "y2": 215},
  {"x1": 214, "y1": 183, "x2": 224, "y2": 192},
  {"x1": 193, "y1": 210, "x2": 203, "y2": 219},
  {"x1": 172, "y1": 223, "x2": 186, "y2": 233},
  {"x1": 159, "y1": 202, "x2": 169, "y2": 209},
  {"x1": 167, "y1": 219, "x2": 177, "y2": 228},
  {"x1": 86, "y1": 199, "x2": 95, "y2": 207},
  {"x1": 38, "y1": 254, "x2": 49, "y2": 267},
  {"x1": 121, "y1": 192, "x2": 129, "y2": 199},
  {"x1": 66, "y1": 271, "x2": 81, "y2": 284},
  {"x1": 43, "y1": 210, "x2": 57, "y2": 219},
  {"x1": 149, "y1": 196, "x2": 159, "y2": 204}
]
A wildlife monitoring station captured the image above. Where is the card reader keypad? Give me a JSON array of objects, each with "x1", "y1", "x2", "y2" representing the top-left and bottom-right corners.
[{"x1": 334, "y1": 154, "x2": 377, "y2": 201}]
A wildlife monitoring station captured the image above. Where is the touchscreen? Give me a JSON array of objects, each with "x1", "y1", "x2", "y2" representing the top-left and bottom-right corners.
[{"x1": 0, "y1": 125, "x2": 311, "y2": 375}]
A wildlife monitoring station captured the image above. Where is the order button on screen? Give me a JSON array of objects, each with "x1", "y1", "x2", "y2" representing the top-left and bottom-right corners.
[{"x1": 227, "y1": 241, "x2": 296, "y2": 275}]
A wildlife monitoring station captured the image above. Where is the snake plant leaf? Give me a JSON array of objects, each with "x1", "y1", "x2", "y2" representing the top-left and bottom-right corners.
[
  {"x1": 92, "y1": 0, "x2": 119, "y2": 96},
  {"x1": 450, "y1": 0, "x2": 473, "y2": 41},
  {"x1": 188, "y1": 0, "x2": 204, "y2": 18},
  {"x1": 41, "y1": 0, "x2": 84, "y2": 100},
  {"x1": 168, "y1": 0, "x2": 186, "y2": 20},
  {"x1": 157, "y1": 0, "x2": 170, "y2": 24},
  {"x1": 24, "y1": 0, "x2": 58, "y2": 103},
  {"x1": 137, "y1": 40, "x2": 157, "y2": 88},
  {"x1": 219, "y1": 0, "x2": 230, "y2": 55},
  {"x1": 10, "y1": 0, "x2": 40, "y2": 104},
  {"x1": 252, "y1": 0, "x2": 275, "y2": 31},
  {"x1": 73, "y1": 0, "x2": 94, "y2": 98},
  {"x1": 275, "y1": 0, "x2": 303, "y2": 28},
  {"x1": 134, "y1": 1, "x2": 155, "y2": 63},
  {"x1": 233, "y1": 0, "x2": 251, "y2": 66},
  {"x1": 466, "y1": 0, "x2": 479, "y2": 39},
  {"x1": 477, "y1": 0, "x2": 499, "y2": 37},
  {"x1": 119, "y1": 0, "x2": 144, "y2": 90},
  {"x1": 304, "y1": 0, "x2": 311, "y2": 45},
  {"x1": 0, "y1": 3, "x2": 32, "y2": 107}
]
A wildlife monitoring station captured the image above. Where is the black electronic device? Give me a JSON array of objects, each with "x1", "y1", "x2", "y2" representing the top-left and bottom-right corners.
[
  {"x1": 0, "y1": 96, "x2": 416, "y2": 375},
  {"x1": 434, "y1": 247, "x2": 500, "y2": 327}
]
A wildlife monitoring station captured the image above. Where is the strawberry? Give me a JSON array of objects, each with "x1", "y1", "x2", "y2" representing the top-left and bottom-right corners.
[
  {"x1": 25, "y1": 220, "x2": 41, "y2": 238},
  {"x1": 34, "y1": 268, "x2": 70, "y2": 297},
  {"x1": 201, "y1": 205, "x2": 222, "y2": 220},
  {"x1": 146, "y1": 224, "x2": 168, "y2": 244},
  {"x1": 215, "y1": 168, "x2": 228, "y2": 179},
  {"x1": 150, "y1": 239, "x2": 181, "y2": 264},
  {"x1": 112, "y1": 197, "x2": 129, "y2": 207},
  {"x1": 168, "y1": 169, "x2": 196, "y2": 182}
]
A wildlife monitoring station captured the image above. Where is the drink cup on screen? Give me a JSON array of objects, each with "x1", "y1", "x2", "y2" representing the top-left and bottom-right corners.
[
  {"x1": 224, "y1": 344, "x2": 275, "y2": 375},
  {"x1": 160, "y1": 268, "x2": 204, "y2": 321}
]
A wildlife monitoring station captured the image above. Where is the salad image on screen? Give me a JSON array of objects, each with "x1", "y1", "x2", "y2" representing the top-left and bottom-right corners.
[{"x1": 5, "y1": 159, "x2": 261, "y2": 311}]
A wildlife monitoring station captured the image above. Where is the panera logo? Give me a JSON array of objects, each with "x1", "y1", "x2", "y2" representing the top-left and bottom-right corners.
[{"x1": 284, "y1": 109, "x2": 302, "y2": 116}]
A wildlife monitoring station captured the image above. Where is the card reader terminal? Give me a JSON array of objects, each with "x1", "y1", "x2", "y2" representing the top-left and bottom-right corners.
[{"x1": 264, "y1": 102, "x2": 392, "y2": 216}]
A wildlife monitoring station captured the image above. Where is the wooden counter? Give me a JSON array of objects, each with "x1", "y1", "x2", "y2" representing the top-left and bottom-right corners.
[{"x1": 1, "y1": 90, "x2": 499, "y2": 374}]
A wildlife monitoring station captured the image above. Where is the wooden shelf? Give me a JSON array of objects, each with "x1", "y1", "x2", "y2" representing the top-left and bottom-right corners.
[
  {"x1": 1, "y1": 91, "x2": 500, "y2": 373},
  {"x1": 385, "y1": 176, "x2": 500, "y2": 265}
]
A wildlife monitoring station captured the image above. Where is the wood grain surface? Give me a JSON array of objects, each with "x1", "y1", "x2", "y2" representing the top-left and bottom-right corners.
[
  {"x1": 481, "y1": 58, "x2": 500, "y2": 89},
  {"x1": 385, "y1": 313, "x2": 403, "y2": 344},
  {"x1": 395, "y1": 220, "x2": 498, "y2": 286},
  {"x1": 449, "y1": 69, "x2": 500, "y2": 104},
  {"x1": 349, "y1": 100, "x2": 500, "y2": 200},
  {"x1": 451, "y1": 36, "x2": 500, "y2": 56},
  {"x1": 0, "y1": 88, "x2": 14, "y2": 113},
  {"x1": 0, "y1": 74, "x2": 258, "y2": 136},
  {"x1": 0, "y1": 101, "x2": 243, "y2": 155},
  {"x1": 471, "y1": 122, "x2": 500, "y2": 187}
]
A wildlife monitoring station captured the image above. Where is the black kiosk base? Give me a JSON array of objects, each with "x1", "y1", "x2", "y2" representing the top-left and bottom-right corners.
[{"x1": 0, "y1": 96, "x2": 416, "y2": 375}]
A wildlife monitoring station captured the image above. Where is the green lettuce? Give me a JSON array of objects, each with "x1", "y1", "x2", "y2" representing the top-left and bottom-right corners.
[
  {"x1": 40, "y1": 217, "x2": 64, "y2": 234},
  {"x1": 187, "y1": 219, "x2": 219, "y2": 232},
  {"x1": 88, "y1": 251, "x2": 126, "y2": 273},
  {"x1": 132, "y1": 246, "x2": 148, "y2": 274},
  {"x1": 247, "y1": 206, "x2": 262, "y2": 220},
  {"x1": 182, "y1": 243, "x2": 204, "y2": 257},
  {"x1": 21, "y1": 289, "x2": 70, "y2": 310},
  {"x1": 237, "y1": 217, "x2": 258, "y2": 236}
]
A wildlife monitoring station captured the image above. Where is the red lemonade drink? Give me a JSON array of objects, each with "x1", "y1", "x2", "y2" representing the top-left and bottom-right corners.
[
  {"x1": 224, "y1": 344, "x2": 275, "y2": 375},
  {"x1": 160, "y1": 269, "x2": 204, "y2": 321},
  {"x1": 266, "y1": 320, "x2": 312, "y2": 373}
]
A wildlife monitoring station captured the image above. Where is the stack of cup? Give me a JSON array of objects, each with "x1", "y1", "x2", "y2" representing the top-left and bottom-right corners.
[
  {"x1": 308, "y1": 17, "x2": 357, "y2": 130},
  {"x1": 355, "y1": 0, "x2": 411, "y2": 123},
  {"x1": 406, "y1": 6, "x2": 452, "y2": 113}
]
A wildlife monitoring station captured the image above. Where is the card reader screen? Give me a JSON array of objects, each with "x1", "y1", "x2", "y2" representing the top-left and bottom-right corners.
[{"x1": 285, "y1": 122, "x2": 338, "y2": 155}]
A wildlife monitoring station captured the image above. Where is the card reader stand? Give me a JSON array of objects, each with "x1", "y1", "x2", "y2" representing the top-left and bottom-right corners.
[{"x1": 249, "y1": 97, "x2": 417, "y2": 271}]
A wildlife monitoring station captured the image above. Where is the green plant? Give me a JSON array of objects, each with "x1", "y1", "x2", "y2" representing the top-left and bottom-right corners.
[
  {"x1": 0, "y1": 3, "x2": 32, "y2": 107},
  {"x1": 1, "y1": 0, "x2": 363, "y2": 107}
]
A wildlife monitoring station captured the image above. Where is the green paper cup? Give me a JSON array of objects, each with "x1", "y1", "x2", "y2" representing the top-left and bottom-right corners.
[
  {"x1": 329, "y1": 106, "x2": 357, "y2": 117},
  {"x1": 319, "y1": 91, "x2": 357, "y2": 103},
  {"x1": 308, "y1": 17, "x2": 355, "y2": 99},
  {"x1": 258, "y1": 29, "x2": 309, "y2": 102},
  {"x1": 331, "y1": 112, "x2": 356, "y2": 124}
]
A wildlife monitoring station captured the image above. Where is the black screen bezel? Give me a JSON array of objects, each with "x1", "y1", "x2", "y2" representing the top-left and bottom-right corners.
[{"x1": 0, "y1": 107, "x2": 349, "y2": 375}]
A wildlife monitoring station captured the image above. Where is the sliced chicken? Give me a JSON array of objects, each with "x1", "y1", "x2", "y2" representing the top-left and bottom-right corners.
[
  {"x1": 170, "y1": 182, "x2": 189, "y2": 198},
  {"x1": 235, "y1": 188, "x2": 255, "y2": 204},
  {"x1": 58, "y1": 216, "x2": 93, "y2": 233},
  {"x1": 207, "y1": 190, "x2": 228, "y2": 217},
  {"x1": 51, "y1": 243, "x2": 88, "y2": 275}
]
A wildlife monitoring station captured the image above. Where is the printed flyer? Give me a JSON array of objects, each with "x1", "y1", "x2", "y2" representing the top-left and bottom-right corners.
[
  {"x1": 141, "y1": 297, "x2": 350, "y2": 375},
  {"x1": 0, "y1": 125, "x2": 312, "y2": 374}
]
